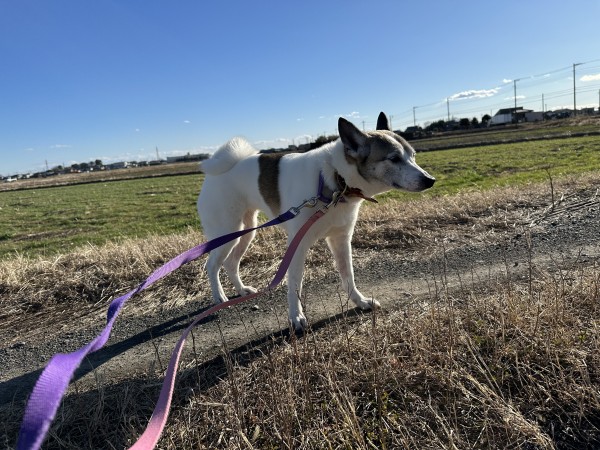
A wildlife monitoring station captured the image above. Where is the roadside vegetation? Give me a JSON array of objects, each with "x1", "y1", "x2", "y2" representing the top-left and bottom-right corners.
[
  {"x1": 162, "y1": 265, "x2": 600, "y2": 449},
  {"x1": 2, "y1": 172, "x2": 599, "y2": 449},
  {"x1": 1, "y1": 122, "x2": 599, "y2": 448}
]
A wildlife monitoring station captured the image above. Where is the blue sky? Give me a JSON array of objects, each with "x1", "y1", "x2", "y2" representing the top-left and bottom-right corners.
[{"x1": 2, "y1": 1, "x2": 600, "y2": 176}]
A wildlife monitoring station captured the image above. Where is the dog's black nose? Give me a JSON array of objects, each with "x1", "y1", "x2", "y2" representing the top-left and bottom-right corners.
[{"x1": 422, "y1": 174, "x2": 436, "y2": 189}]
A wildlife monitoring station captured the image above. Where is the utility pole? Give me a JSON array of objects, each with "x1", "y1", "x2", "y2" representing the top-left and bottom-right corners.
[
  {"x1": 156, "y1": 146, "x2": 160, "y2": 160},
  {"x1": 542, "y1": 93, "x2": 545, "y2": 121},
  {"x1": 389, "y1": 115, "x2": 393, "y2": 130},
  {"x1": 573, "y1": 63, "x2": 582, "y2": 116},
  {"x1": 412, "y1": 106, "x2": 417, "y2": 127},
  {"x1": 446, "y1": 98, "x2": 450, "y2": 122},
  {"x1": 513, "y1": 78, "x2": 520, "y2": 122}
]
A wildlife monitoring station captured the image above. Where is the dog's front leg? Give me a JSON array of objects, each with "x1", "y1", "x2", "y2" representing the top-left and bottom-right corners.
[
  {"x1": 326, "y1": 233, "x2": 380, "y2": 310},
  {"x1": 286, "y1": 241, "x2": 311, "y2": 330}
]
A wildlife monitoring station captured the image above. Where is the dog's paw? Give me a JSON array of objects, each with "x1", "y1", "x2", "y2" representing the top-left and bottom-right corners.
[
  {"x1": 353, "y1": 297, "x2": 381, "y2": 310},
  {"x1": 289, "y1": 312, "x2": 308, "y2": 331},
  {"x1": 239, "y1": 285, "x2": 258, "y2": 296},
  {"x1": 212, "y1": 293, "x2": 228, "y2": 304}
]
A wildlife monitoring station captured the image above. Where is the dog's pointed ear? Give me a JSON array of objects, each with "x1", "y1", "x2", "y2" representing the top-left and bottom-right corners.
[
  {"x1": 376, "y1": 112, "x2": 391, "y2": 131},
  {"x1": 339, "y1": 117, "x2": 368, "y2": 161}
]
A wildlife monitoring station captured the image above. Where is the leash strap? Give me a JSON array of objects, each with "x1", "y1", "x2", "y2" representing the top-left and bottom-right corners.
[
  {"x1": 16, "y1": 207, "x2": 307, "y2": 450},
  {"x1": 130, "y1": 208, "x2": 325, "y2": 449}
]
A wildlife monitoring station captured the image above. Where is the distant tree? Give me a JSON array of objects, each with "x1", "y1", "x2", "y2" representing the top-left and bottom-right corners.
[
  {"x1": 481, "y1": 114, "x2": 491, "y2": 126},
  {"x1": 425, "y1": 120, "x2": 446, "y2": 133},
  {"x1": 309, "y1": 134, "x2": 337, "y2": 150},
  {"x1": 459, "y1": 118, "x2": 471, "y2": 129},
  {"x1": 94, "y1": 159, "x2": 102, "y2": 167},
  {"x1": 471, "y1": 117, "x2": 479, "y2": 128}
]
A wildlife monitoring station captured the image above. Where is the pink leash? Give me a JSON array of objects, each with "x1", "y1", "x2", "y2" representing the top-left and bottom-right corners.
[
  {"x1": 129, "y1": 208, "x2": 325, "y2": 449},
  {"x1": 18, "y1": 176, "x2": 341, "y2": 449}
]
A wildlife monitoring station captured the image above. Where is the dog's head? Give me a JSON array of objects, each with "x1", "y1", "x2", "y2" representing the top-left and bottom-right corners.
[{"x1": 339, "y1": 112, "x2": 435, "y2": 193}]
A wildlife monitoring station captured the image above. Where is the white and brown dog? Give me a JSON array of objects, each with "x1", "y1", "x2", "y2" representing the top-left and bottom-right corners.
[{"x1": 197, "y1": 112, "x2": 435, "y2": 329}]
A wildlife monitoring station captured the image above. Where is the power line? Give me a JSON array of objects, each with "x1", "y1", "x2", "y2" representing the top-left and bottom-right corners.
[{"x1": 382, "y1": 59, "x2": 600, "y2": 129}]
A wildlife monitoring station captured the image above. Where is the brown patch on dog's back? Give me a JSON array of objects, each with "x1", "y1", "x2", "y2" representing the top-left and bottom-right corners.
[{"x1": 258, "y1": 152, "x2": 287, "y2": 215}]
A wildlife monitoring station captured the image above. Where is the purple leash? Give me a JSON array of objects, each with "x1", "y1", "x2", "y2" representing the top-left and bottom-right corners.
[{"x1": 16, "y1": 208, "x2": 300, "y2": 450}]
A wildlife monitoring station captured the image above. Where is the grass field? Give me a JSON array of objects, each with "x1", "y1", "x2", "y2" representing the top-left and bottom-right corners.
[
  {"x1": 1, "y1": 134, "x2": 599, "y2": 259},
  {"x1": 0, "y1": 173, "x2": 203, "y2": 259},
  {"x1": 2, "y1": 127, "x2": 600, "y2": 448},
  {"x1": 412, "y1": 118, "x2": 600, "y2": 151}
]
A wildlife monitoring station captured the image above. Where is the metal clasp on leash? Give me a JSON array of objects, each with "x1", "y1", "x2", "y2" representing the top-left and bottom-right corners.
[
  {"x1": 289, "y1": 188, "x2": 346, "y2": 216},
  {"x1": 324, "y1": 186, "x2": 347, "y2": 210},
  {"x1": 289, "y1": 196, "x2": 319, "y2": 216}
]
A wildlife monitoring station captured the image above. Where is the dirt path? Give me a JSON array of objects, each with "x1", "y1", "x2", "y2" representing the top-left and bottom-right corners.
[{"x1": 1, "y1": 186, "x2": 599, "y2": 412}]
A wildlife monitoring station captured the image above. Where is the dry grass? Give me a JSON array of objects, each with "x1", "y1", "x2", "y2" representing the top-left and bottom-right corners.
[
  {"x1": 9, "y1": 249, "x2": 598, "y2": 449},
  {"x1": 2, "y1": 173, "x2": 600, "y2": 449},
  {"x1": 161, "y1": 265, "x2": 600, "y2": 449}
]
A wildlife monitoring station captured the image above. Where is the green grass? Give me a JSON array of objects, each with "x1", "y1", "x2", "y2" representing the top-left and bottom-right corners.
[
  {"x1": 0, "y1": 174, "x2": 203, "y2": 259},
  {"x1": 412, "y1": 120, "x2": 600, "y2": 151},
  {"x1": 380, "y1": 135, "x2": 600, "y2": 201},
  {"x1": 1, "y1": 135, "x2": 599, "y2": 259}
]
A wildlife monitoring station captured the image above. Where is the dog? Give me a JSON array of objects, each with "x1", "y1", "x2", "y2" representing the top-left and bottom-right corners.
[{"x1": 197, "y1": 112, "x2": 435, "y2": 329}]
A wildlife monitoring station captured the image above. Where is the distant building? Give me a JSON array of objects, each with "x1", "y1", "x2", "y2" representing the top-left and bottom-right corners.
[
  {"x1": 580, "y1": 107, "x2": 595, "y2": 116},
  {"x1": 524, "y1": 111, "x2": 544, "y2": 122},
  {"x1": 106, "y1": 161, "x2": 129, "y2": 170},
  {"x1": 166, "y1": 153, "x2": 210, "y2": 163},
  {"x1": 490, "y1": 107, "x2": 533, "y2": 125},
  {"x1": 546, "y1": 109, "x2": 572, "y2": 119}
]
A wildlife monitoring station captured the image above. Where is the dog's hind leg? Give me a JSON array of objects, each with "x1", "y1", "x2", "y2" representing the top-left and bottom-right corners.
[
  {"x1": 202, "y1": 208, "x2": 248, "y2": 304},
  {"x1": 223, "y1": 209, "x2": 258, "y2": 296},
  {"x1": 326, "y1": 233, "x2": 380, "y2": 310},
  {"x1": 205, "y1": 241, "x2": 236, "y2": 304}
]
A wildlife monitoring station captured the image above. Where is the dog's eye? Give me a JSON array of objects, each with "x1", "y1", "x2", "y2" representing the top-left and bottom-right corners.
[{"x1": 388, "y1": 155, "x2": 401, "y2": 163}]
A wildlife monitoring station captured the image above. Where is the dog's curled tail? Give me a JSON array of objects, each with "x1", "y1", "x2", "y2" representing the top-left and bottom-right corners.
[{"x1": 199, "y1": 137, "x2": 257, "y2": 175}]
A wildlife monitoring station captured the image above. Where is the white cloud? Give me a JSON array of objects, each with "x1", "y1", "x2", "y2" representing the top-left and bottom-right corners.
[
  {"x1": 183, "y1": 120, "x2": 191, "y2": 124},
  {"x1": 581, "y1": 73, "x2": 600, "y2": 82},
  {"x1": 502, "y1": 78, "x2": 512, "y2": 84},
  {"x1": 50, "y1": 144, "x2": 71, "y2": 149},
  {"x1": 293, "y1": 134, "x2": 313, "y2": 145},
  {"x1": 254, "y1": 138, "x2": 291, "y2": 148},
  {"x1": 346, "y1": 111, "x2": 360, "y2": 119},
  {"x1": 449, "y1": 88, "x2": 500, "y2": 101},
  {"x1": 99, "y1": 146, "x2": 220, "y2": 165}
]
